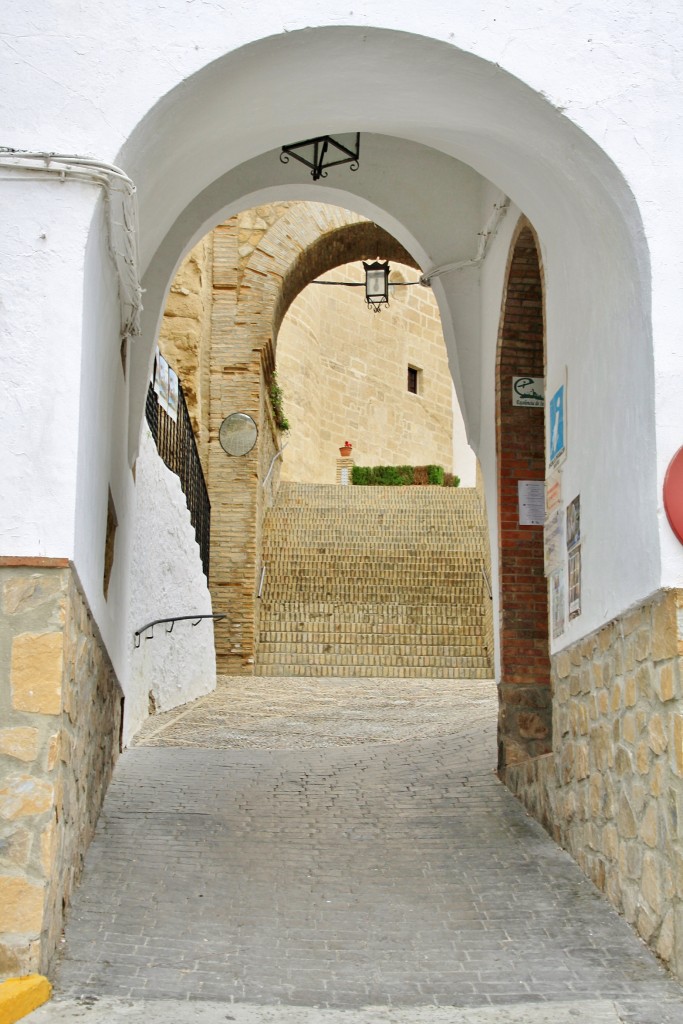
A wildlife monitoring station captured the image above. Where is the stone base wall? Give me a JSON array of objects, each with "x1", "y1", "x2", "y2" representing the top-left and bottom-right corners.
[
  {"x1": 0, "y1": 561, "x2": 122, "y2": 978},
  {"x1": 506, "y1": 588, "x2": 683, "y2": 979}
]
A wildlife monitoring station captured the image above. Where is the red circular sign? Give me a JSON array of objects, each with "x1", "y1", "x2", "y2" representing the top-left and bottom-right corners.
[{"x1": 664, "y1": 446, "x2": 683, "y2": 544}]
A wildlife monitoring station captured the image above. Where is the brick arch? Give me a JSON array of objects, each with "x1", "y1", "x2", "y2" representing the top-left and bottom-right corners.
[
  {"x1": 495, "y1": 219, "x2": 551, "y2": 772},
  {"x1": 209, "y1": 203, "x2": 424, "y2": 672},
  {"x1": 230, "y1": 204, "x2": 420, "y2": 376},
  {"x1": 274, "y1": 222, "x2": 418, "y2": 338}
]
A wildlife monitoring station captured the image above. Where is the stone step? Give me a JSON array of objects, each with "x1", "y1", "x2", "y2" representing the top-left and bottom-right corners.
[
  {"x1": 255, "y1": 651, "x2": 492, "y2": 668},
  {"x1": 253, "y1": 663, "x2": 493, "y2": 678},
  {"x1": 256, "y1": 483, "x2": 492, "y2": 678},
  {"x1": 263, "y1": 587, "x2": 486, "y2": 598},
  {"x1": 258, "y1": 623, "x2": 486, "y2": 636},
  {"x1": 256, "y1": 642, "x2": 487, "y2": 656},
  {"x1": 258, "y1": 604, "x2": 489, "y2": 623}
]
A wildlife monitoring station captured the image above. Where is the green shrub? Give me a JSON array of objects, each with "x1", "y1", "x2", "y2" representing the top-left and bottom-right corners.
[
  {"x1": 352, "y1": 464, "x2": 456, "y2": 486},
  {"x1": 269, "y1": 373, "x2": 290, "y2": 432},
  {"x1": 351, "y1": 465, "x2": 372, "y2": 485}
]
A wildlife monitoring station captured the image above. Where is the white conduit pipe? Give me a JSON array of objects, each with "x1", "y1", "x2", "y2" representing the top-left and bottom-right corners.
[
  {"x1": 420, "y1": 196, "x2": 510, "y2": 286},
  {"x1": 0, "y1": 148, "x2": 142, "y2": 338}
]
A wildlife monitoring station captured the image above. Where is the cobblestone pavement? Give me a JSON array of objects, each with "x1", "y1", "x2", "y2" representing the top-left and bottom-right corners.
[
  {"x1": 133, "y1": 676, "x2": 497, "y2": 749},
  {"x1": 49, "y1": 677, "x2": 683, "y2": 1023}
]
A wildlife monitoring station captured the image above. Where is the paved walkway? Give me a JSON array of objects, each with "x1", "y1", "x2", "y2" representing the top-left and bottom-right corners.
[{"x1": 35, "y1": 677, "x2": 683, "y2": 1023}]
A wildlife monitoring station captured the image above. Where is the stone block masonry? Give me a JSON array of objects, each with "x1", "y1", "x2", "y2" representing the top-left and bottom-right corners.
[
  {"x1": 506, "y1": 588, "x2": 683, "y2": 981},
  {"x1": 0, "y1": 562, "x2": 122, "y2": 979},
  {"x1": 255, "y1": 484, "x2": 493, "y2": 679},
  {"x1": 277, "y1": 260, "x2": 454, "y2": 485}
]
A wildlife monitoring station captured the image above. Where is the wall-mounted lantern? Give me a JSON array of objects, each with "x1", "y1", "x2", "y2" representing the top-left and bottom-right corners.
[
  {"x1": 280, "y1": 133, "x2": 360, "y2": 181},
  {"x1": 363, "y1": 260, "x2": 390, "y2": 312}
]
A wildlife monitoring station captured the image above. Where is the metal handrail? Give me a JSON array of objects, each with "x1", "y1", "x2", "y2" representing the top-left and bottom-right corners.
[
  {"x1": 481, "y1": 563, "x2": 493, "y2": 600},
  {"x1": 263, "y1": 443, "x2": 288, "y2": 490},
  {"x1": 146, "y1": 379, "x2": 211, "y2": 578},
  {"x1": 257, "y1": 565, "x2": 267, "y2": 598},
  {"x1": 134, "y1": 613, "x2": 225, "y2": 648}
]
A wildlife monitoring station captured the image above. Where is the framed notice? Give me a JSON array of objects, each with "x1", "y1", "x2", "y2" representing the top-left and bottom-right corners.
[
  {"x1": 550, "y1": 570, "x2": 566, "y2": 639},
  {"x1": 518, "y1": 480, "x2": 545, "y2": 526},
  {"x1": 549, "y1": 376, "x2": 567, "y2": 467},
  {"x1": 545, "y1": 467, "x2": 562, "y2": 515},
  {"x1": 544, "y1": 508, "x2": 565, "y2": 576},
  {"x1": 568, "y1": 545, "x2": 582, "y2": 619},
  {"x1": 566, "y1": 494, "x2": 580, "y2": 551}
]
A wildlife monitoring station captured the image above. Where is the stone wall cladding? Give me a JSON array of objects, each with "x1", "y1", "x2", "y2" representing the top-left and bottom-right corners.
[
  {"x1": 506, "y1": 588, "x2": 683, "y2": 980},
  {"x1": 159, "y1": 234, "x2": 213, "y2": 473},
  {"x1": 277, "y1": 261, "x2": 454, "y2": 484},
  {"x1": 0, "y1": 564, "x2": 121, "y2": 978},
  {"x1": 206, "y1": 203, "x2": 422, "y2": 672}
]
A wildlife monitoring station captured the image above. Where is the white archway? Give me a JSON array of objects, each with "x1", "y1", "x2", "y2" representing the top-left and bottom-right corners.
[{"x1": 104, "y1": 28, "x2": 655, "y2": 668}]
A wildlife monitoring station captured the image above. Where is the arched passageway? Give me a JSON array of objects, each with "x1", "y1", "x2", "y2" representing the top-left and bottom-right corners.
[{"x1": 3, "y1": 14, "x2": 682, "y2": 996}]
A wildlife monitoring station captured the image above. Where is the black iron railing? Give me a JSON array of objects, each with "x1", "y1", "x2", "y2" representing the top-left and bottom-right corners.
[{"x1": 145, "y1": 380, "x2": 211, "y2": 578}]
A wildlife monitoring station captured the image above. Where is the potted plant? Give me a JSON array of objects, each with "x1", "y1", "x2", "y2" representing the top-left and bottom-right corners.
[{"x1": 339, "y1": 440, "x2": 353, "y2": 457}]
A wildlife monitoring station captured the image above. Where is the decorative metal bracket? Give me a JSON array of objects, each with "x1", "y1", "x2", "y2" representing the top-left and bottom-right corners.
[
  {"x1": 134, "y1": 613, "x2": 226, "y2": 648},
  {"x1": 280, "y1": 133, "x2": 360, "y2": 181}
]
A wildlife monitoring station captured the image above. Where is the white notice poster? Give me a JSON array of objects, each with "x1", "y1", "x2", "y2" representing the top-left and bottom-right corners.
[
  {"x1": 551, "y1": 570, "x2": 566, "y2": 639},
  {"x1": 544, "y1": 508, "x2": 565, "y2": 575},
  {"x1": 518, "y1": 480, "x2": 545, "y2": 526}
]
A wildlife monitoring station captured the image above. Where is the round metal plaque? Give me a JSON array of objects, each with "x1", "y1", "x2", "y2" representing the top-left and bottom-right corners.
[{"x1": 219, "y1": 413, "x2": 258, "y2": 456}]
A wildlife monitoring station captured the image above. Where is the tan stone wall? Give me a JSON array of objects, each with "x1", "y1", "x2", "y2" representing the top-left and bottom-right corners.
[
  {"x1": 506, "y1": 588, "x2": 683, "y2": 979},
  {"x1": 0, "y1": 562, "x2": 121, "y2": 978},
  {"x1": 161, "y1": 203, "x2": 458, "y2": 671},
  {"x1": 277, "y1": 262, "x2": 454, "y2": 484},
  {"x1": 158, "y1": 235, "x2": 214, "y2": 472}
]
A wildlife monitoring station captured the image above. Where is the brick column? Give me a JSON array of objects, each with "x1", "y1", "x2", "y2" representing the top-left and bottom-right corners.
[{"x1": 495, "y1": 224, "x2": 550, "y2": 770}]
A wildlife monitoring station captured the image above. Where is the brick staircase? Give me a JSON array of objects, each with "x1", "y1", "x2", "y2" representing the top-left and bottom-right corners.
[{"x1": 255, "y1": 483, "x2": 493, "y2": 679}]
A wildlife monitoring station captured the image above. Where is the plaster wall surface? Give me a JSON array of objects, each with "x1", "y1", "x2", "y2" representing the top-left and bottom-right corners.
[
  {"x1": 126, "y1": 428, "x2": 216, "y2": 745},
  {"x1": 1, "y1": 4, "x2": 682, "y2": 694},
  {"x1": 0, "y1": 180, "x2": 93, "y2": 558}
]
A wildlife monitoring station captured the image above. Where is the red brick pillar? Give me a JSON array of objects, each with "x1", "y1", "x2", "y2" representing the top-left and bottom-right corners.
[{"x1": 496, "y1": 224, "x2": 551, "y2": 771}]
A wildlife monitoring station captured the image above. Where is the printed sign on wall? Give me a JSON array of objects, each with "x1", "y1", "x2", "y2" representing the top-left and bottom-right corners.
[
  {"x1": 518, "y1": 480, "x2": 545, "y2": 526},
  {"x1": 549, "y1": 379, "x2": 566, "y2": 466},
  {"x1": 544, "y1": 508, "x2": 565, "y2": 576},
  {"x1": 545, "y1": 467, "x2": 562, "y2": 515},
  {"x1": 568, "y1": 546, "x2": 582, "y2": 619},
  {"x1": 566, "y1": 495, "x2": 581, "y2": 619},
  {"x1": 551, "y1": 570, "x2": 566, "y2": 639},
  {"x1": 566, "y1": 495, "x2": 581, "y2": 552},
  {"x1": 512, "y1": 376, "x2": 545, "y2": 408}
]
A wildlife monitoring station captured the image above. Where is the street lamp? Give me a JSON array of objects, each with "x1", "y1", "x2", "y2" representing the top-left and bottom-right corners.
[
  {"x1": 363, "y1": 260, "x2": 390, "y2": 312},
  {"x1": 280, "y1": 133, "x2": 360, "y2": 182}
]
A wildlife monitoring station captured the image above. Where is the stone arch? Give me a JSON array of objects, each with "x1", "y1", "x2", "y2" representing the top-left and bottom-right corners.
[
  {"x1": 495, "y1": 219, "x2": 549, "y2": 771},
  {"x1": 207, "y1": 204, "x2": 424, "y2": 672}
]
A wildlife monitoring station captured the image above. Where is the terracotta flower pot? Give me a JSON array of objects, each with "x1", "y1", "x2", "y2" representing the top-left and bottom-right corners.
[{"x1": 339, "y1": 445, "x2": 352, "y2": 457}]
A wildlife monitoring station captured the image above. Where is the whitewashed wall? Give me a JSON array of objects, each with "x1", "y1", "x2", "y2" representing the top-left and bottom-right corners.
[
  {"x1": 126, "y1": 427, "x2": 216, "y2": 745},
  {"x1": 1, "y1": 1, "x2": 681, "y2": 688}
]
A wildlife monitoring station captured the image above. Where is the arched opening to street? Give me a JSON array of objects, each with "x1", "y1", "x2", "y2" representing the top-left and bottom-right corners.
[{"x1": 4, "y1": 22, "x2": 680, "y2": 1016}]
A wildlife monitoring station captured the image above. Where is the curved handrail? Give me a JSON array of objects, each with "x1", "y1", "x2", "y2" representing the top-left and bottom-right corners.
[{"x1": 134, "y1": 613, "x2": 225, "y2": 648}]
